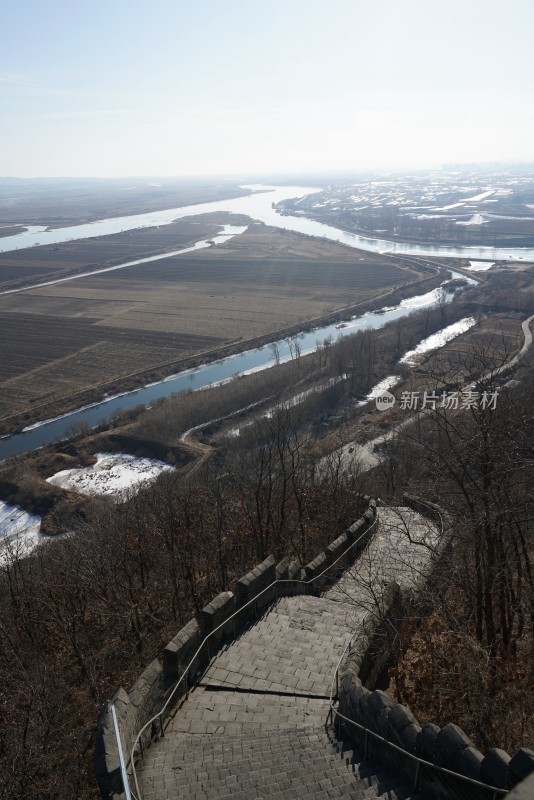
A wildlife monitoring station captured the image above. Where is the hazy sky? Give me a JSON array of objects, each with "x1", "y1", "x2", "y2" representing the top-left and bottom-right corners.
[{"x1": 2, "y1": 0, "x2": 533, "y2": 177}]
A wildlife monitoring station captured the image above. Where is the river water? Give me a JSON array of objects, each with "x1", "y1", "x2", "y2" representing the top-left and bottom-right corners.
[
  {"x1": 0, "y1": 280, "x2": 464, "y2": 460},
  {"x1": 0, "y1": 224, "x2": 248, "y2": 297},
  {"x1": 3, "y1": 184, "x2": 534, "y2": 261},
  {"x1": 0, "y1": 182, "x2": 498, "y2": 460}
]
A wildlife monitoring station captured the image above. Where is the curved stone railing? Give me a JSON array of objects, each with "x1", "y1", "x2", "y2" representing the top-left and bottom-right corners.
[
  {"x1": 94, "y1": 495, "x2": 378, "y2": 800},
  {"x1": 335, "y1": 496, "x2": 534, "y2": 799}
]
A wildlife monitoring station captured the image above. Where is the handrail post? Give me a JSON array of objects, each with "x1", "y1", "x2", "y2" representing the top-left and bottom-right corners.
[
  {"x1": 335, "y1": 669, "x2": 339, "y2": 700},
  {"x1": 413, "y1": 762, "x2": 420, "y2": 792},
  {"x1": 159, "y1": 715, "x2": 164, "y2": 738},
  {"x1": 111, "y1": 704, "x2": 133, "y2": 800}
]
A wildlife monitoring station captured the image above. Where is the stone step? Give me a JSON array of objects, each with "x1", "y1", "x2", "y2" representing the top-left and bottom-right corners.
[
  {"x1": 140, "y1": 727, "x2": 368, "y2": 799},
  {"x1": 167, "y1": 687, "x2": 330, "y2": 736},
  {"x1": 150, "y1": 725, "x2": 342, "y2": 767},
  {"x1": 139, "y1": 722, "x2": 417, "y2": 800}
]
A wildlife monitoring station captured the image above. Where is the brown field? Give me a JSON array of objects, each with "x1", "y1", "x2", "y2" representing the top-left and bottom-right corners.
[
  {"x1": 0, "y1": 223, "x2": 427, "y2": 430},
  {"x1": 0, "y1": 213, "x2": 250, "y2": 291}
]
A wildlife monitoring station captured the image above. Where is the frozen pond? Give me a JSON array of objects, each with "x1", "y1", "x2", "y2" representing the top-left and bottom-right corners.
[
  {"x1": 46, "y1": 453, "x2": 174, "y2": 500},
  {"x1": 467, "y1": 260, "x2": 495, "y2": 271},
  {"x1": 357, "y1": 376, "x2": 402, "y2": 406}
]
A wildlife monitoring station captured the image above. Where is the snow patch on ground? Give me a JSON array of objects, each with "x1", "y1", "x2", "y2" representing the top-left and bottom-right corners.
[
  {"x1": 456, "y1": 213, "x2": 488, "y2": 226},
  {"x1": 0, "y1": 501, "x2": 42, "y2": 566},
  {"x1": 47, "y1": 453, "x2": 174, "y2": 500},
  {"x1": 399, "y1": 317, "x2": 476, "y2": 366},
  {"x1": 467, "y1": 260, "x2": 495, "y2": 271},
  {"x1": 227, "y1": 376, "x2": 347, "y2": 437},
  {"x1": 357, "y1": 376, "x2": 401, "y2": 406}
]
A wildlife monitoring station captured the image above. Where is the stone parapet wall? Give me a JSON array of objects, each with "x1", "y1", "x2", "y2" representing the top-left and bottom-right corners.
[
  {"x1": 95, "y1": 495, "x2": 378, "y2": 799},
  {"x1": 95, "y1": 659, "x2": 166, "y2": 798},
  {"x1": 163, "y1": 618, "x2": 203, "y2": 682},
  {"x1": 506, "y1": 770, "x2": 534, "y2": 799},
  {"x1": 338, "y1": 497, "x2": 534, "y2": 800},
  {"x1": 339, "y1": 668, "x2": 534, "y2": 799}
]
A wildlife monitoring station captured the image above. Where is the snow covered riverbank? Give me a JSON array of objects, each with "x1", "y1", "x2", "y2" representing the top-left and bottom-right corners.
[
  {"x1": 0, "y1": 500, "x2": 42, "y2": 566},
  {"x1": 46, "y1": 453, "x2": 174, "y2": 500},
  {"x1": 399, "y1": 317, "x2": 476, "y2": 366}
]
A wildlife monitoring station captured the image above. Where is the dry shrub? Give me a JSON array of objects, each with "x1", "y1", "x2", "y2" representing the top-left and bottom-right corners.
[{"x1": 390, "y1": 614, "x2": 534, "y2": 752}]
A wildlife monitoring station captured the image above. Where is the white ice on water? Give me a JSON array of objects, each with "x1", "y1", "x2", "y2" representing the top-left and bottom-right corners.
[{"x1": 357, "y1": 376, "x2": 401, "y2": 406}]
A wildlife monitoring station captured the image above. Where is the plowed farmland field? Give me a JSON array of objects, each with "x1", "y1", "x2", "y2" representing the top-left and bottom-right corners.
[
  {"x1": 0, "y1": 214, "x2": 243, "y2": 291},
  {"x1": 0, "y1": 222, "x2": 425, "y2": 431}
]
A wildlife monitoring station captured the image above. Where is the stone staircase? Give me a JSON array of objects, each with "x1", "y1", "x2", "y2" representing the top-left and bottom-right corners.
[
  {"x1": 138, "y1": 711, "x2": 417, "y2": 799},
  {"x1": 136, "y1": 507, "x2": 439, "y2": 799},
  {"x1": 202, "y1": 594, "x2": 362, "y2": 696}
]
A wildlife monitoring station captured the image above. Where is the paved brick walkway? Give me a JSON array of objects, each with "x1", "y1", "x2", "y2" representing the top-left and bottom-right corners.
[{"x1": 136, "y1": 507, "x2": 438, "y2": 799}]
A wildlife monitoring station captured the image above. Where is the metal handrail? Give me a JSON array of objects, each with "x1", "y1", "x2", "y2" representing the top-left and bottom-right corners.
[
  {"x1": 118, "y1": 504, "x2": 380, "y2": 800},
  {"x1": 111, "y1": 705, "x2": 133, "y2": 800},
  {"x1": 326, "y1": 499, "x2": 507, "y2": 800},
  {"x1": 327, "y1": 706, "x2": 507, "y2": 799}
]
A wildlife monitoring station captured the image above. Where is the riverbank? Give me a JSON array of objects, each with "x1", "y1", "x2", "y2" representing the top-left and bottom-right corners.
[
  {"x1": 0, "y1": 261, "x2": 441, "y2": 439},
  {"x1": 0, "y1": 178, "x2": 252, "y2": 227},
  {"x1": 1, "y1": 212, "x2": 429, "y2": 433},
  {"x1": 0, "y1": 285, "x2": 474, "y2": 535},
  {"x1": 0, "y1": 225, "x2": 27, "y2": 239},
  {"x1": 283, "y1": 208, "x2": 534, "y2": 251}
]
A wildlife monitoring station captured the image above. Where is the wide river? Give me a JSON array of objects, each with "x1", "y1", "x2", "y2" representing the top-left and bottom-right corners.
[
  {"x1": 0, "y1": 182, "x2": 512, "y2": 460},
  {"x1": 2, "y1": 184, "x2": 534, "y2": 261}
]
